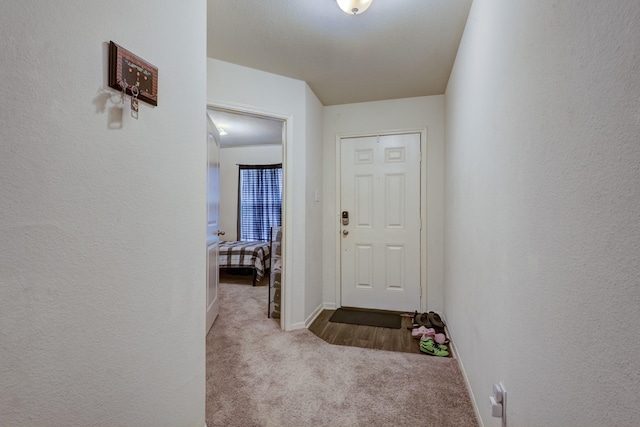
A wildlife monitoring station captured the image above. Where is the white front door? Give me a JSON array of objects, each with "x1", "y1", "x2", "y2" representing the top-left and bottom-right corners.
[
  {"x1": 340, "y1": 133, "x2": 421, "y2": 312},
  {"x1": 206, "y1": 112, "x2": 221, "y2": 333}
]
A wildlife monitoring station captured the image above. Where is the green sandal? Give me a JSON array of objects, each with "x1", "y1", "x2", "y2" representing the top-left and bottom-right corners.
[{"x1": 420, "y1": 338, "x2": 449, "y2": 357}]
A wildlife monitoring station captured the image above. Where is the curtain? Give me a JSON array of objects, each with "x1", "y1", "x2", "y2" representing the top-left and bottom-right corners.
[{"x1": 238, "y1": 164, "x2": 282, "y2": 241}]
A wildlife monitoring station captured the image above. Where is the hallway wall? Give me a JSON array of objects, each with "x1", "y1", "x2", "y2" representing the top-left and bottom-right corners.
[
  {"x1": 207, "y1": 59, "x2": 325, "y2": 329},
  {"x1": 0, "y1": 1, "x2": 207, "y2": 426},
  {"x1": 445, "y1": 1, "x2": 640, "y2": 426},
  {"x1": 323, "y1": 96, "x2": 445, "y2": 312}
]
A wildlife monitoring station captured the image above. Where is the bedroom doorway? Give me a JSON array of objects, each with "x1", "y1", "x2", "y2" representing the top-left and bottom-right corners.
[{"x1": 206, "y1": 105, "x2": 286, "y2": 329}]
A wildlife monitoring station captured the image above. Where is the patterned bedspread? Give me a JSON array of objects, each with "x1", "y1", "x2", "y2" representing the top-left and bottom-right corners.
[{"x1": 219, "y1": 241, "x2": 271, "y2": 282}]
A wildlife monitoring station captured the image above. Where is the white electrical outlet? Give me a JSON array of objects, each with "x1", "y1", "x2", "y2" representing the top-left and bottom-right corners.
[
  {"x1": 490, "y1": 395, "x2": 502, "y2": 417},
  {"x1": 490, "y1": 383, "x2": 507, "y2": 422}
]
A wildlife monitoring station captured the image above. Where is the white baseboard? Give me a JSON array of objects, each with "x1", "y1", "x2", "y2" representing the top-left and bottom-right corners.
[
  {"x1": 290, "y1": 302, "x2": 331, "y2": 330},
  {"x1": 323, "y1": 301, "x2": 336, "y2": 310},
  {"x1": 290, "y1": 321, "x2": 306, "y2": 330},
  {"x1": 442, "y1": 314, "x2": 484, "y2": 427},
  {"x1": 304, "y1": 302, "x2": 324, "y2": 328}
]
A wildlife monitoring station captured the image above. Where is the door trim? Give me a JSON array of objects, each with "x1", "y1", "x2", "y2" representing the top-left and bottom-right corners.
[
  {"x1": 207, "y1": 101, "x2": 292, "y2": 331},
  {"x1": 334, "y1": 128, "x2": 428, "y2": 311}
]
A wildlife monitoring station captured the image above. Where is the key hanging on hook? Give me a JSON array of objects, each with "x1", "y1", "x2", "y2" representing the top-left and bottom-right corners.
[
  {"x1": 120, "y1": 79, "x2": 128, "y2": 104},
  {"x1": 130, "y1": 85, "x2": 139, "y2": 120}
]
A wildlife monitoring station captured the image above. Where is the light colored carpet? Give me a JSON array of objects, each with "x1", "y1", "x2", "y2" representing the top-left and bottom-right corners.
[{"x1": 206, "y1": 279, "x2": 478, "y2": 427}]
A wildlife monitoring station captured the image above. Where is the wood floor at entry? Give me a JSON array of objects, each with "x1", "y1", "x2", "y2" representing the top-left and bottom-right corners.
[
  {"x1": 340, "y1": 133, "x2": 422, "y2": 312},
  {"x1": 310, "y1": 309, "x2": 421, "y2": 354}
]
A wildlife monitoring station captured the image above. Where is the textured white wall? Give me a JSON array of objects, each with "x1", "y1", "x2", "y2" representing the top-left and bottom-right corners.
[
  {"x1": 445, "y1": 1, "x2": 640, "y2": 426},
  {"x1": 323, "y1": 96, "x2": 445, "y2": 312},
  {"x1": 0, "y1": 1, "x2": 206, "y2": 426},
  {"x1": 219, "y1": 145, "x2": 283, "y2": 242},
  {"x1": 304, "y1": 85, "x2": 325, "y2": 323},
  {"x1": 207, "y1": 59, "x2": 325, "y2": 329}
]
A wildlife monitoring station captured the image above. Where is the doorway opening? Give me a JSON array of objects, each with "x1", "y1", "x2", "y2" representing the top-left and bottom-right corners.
[{"x1": 207, "y1": 105, "x2": 288, "y2": 330}]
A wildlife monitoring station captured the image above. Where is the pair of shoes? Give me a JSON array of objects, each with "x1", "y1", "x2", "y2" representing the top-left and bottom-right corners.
[
  {"x1": 411, "y1": 326, "x2": 447, "y2": 345},
  {"x1": 420, "y1": 338, "x2": 449, "y2": 357},
  {"x1": 413, "y1": 312, "x2": 432, "y2": 328},
  {"x1": 412, "y1": 311, "x2": 446, "y2": 328},
  {"x1": 412, "y1": 326, "x2": 437, "y2": 339}
]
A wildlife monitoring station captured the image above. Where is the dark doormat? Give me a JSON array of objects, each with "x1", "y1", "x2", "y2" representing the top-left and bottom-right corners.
[{"x1": 329, "y1": 308, "x2": 401, "y2": 329}]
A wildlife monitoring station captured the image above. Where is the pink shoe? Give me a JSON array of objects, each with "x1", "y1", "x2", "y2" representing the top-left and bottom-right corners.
[
  {"x1": 411, "y1": 326, "x2": 429, "y2": 338},
  {"x1": 419, "y1": 328, "x2": 437, "y2": 341},
  {"x1": 434, "y1": 333, "x2": 446, "y2": 344}
]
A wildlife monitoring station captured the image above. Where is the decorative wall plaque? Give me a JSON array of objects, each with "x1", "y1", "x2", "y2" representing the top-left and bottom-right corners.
[{"x1": 109, "y1": 41, "x2": 158, "y2": 106}]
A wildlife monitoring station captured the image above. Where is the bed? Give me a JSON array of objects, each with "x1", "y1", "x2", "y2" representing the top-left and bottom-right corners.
[{"x1": 219, "y1": 240, "x2": 271, "y2": 285}]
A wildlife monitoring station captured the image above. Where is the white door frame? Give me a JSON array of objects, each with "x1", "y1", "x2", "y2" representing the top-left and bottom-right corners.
[
  {"x1": 334, "y1": 128, "x2": 428, "y2": 312},
  {"x1": 207, "y1": 101, "x2": 292, "y2": 331}
]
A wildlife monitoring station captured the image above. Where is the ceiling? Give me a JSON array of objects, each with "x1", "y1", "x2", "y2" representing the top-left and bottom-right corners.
[
  {"x1": 207, "y1": 109, "x2": 283, "y2": 148},
  {"x1": 207, "y1": 0, "x2": 473, "y2": 106}
]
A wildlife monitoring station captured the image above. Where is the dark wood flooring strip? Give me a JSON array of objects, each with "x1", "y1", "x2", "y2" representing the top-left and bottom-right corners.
[{"x1": 309, "y1": 309, "x2": 421, "y2": 354}]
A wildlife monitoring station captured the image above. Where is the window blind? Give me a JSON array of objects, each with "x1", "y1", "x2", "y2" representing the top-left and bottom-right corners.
[{"x1": 238, "y1": 164, "x2": 282, "y2": 241}]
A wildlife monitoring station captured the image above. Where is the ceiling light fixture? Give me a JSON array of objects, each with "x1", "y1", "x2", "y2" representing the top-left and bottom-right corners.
[{"x1": 336, "y1": 0, "x2": 373, "y2": 15}]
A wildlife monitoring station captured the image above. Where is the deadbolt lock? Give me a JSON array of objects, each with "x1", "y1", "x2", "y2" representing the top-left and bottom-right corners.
[{"x1": 342, "y1": 211, "x2": 349, "y2": 226}]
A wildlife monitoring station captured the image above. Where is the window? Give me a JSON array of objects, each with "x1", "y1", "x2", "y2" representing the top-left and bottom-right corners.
[{"x1": 238, "y1": 164, "x2": 282, "y2": 241}]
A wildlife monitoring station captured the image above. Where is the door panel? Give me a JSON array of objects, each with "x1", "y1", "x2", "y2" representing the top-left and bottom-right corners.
[
  {"x1": 355, "y1": 175, "x2": 373, "y2": 226},
  {"x1": 385, "y1": 174, "x2": 405, "y2": 227},
  {"x1": 355, "y1": 244, "x2": 373, "y2": 288},
  {"x1": 340, "y1": 133, "x2": 421, "y2": 312},
  {"x1": 385, "y1": 245, "x2": 405, "y2": 290},
  {"x1": 206, "y1": 112, "x2": 221, "y2": 334}
]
